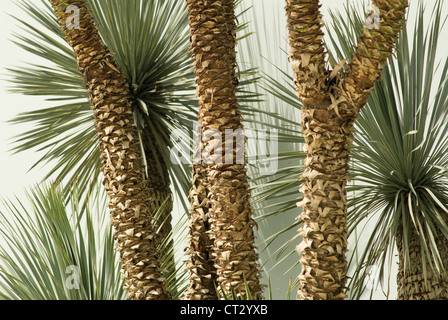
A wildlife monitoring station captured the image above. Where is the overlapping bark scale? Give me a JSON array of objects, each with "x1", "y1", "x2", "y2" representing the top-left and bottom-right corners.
[{"x1": 184, "y1": 0, "x2": 263, "y2": 299}]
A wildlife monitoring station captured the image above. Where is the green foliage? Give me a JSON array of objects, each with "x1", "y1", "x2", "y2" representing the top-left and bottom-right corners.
[
  {"x1": 0, "y1": 184, "x2": 126, "y2": 300},
  {"x1": 0, "y1": 183, "x2": 190, "y2": 300}
]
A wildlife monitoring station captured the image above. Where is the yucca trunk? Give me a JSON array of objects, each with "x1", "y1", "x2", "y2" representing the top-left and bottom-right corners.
[
  {"x1": 286, "y1": 0, "x2": 408, "y2": 299},
  {"x1": 183, "y1": 163, "x2": 217, "y2": 300},
  {"x1": 185, "y1": 0, "x2": 263, "y2": 299},
  {"x1": 396, "y1": 221, "x2": 448, "y2": 300},
  {"x1": 141, "y1": 133, "x2": 175, "y2": 284},
  {"x1": 49, "y1": 0, "x2": 170, "y2": 300}
]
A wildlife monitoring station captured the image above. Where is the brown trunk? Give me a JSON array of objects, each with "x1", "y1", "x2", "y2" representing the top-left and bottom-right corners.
[
  {"x1": 286, "y1": 0, "x2": 408, "y2": 299},
  {"x1": 49, "y1": 0, "x2": 170, "y2": 300},
  {"x1": 185, "y1": 0, "x2": 263, "y2": 299},
  {"x1": 296, "y1": 103, "x2": 352, "y2": 300}
]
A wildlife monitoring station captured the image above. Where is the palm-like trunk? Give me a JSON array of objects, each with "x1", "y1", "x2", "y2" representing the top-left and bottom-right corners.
[
  {"x1": 286, "y1": 0, "x2": 408, "y2": 299},
  {"x1": 396, "y1": 220, "x2": 448, "y2": 300},
  {"x1": 49, "y1": 0, "x2": 170, "y2": 300},
  {"x1": 185, "y1": 0, "x2": 263, "y2": 299}
]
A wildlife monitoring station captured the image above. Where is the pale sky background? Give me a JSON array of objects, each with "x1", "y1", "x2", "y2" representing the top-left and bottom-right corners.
[{"x1": 0, "y1": 0, "x2": 447, "y2": 300}]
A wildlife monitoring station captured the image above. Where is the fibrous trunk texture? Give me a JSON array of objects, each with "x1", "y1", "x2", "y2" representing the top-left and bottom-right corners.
[
  {"x1": 396, "y1": 222, "x2": 448, "y2": 300},
  {"x1": 296, "y1": 104, "x2": 352, "y2": 300},
  {"x1": 183, "y1": 163, "x2": 217, "y2": 300},
  {"x1": 286, "y1": 0, "x2": 408, "y2": 300},
  {"x1": 185, "y1": 0, "x2": 263, "y2": 299},
  {"x1": 49, "y1": 0, "x2": 170, "y2": 300}
]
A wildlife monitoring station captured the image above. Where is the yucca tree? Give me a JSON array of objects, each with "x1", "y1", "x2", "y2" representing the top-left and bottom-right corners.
[
  {"x1": 326, "y1": 1, "x2": 448, "y2": 300},
  {"x1": 46, "y1": 0, "x2": 173, "y2": 300},
  {"x1": 184, "y1": 0, "x2": 263, "y2": 299},
  {"x1": 0, "y1": 184, "x2": 126, "y2": 300},
  {"x1": 7, "y1": 0, "x2": 200, "y2": 299},
  {"x1": 284, "y1": 0, "x2": 408, "y2": 299}
]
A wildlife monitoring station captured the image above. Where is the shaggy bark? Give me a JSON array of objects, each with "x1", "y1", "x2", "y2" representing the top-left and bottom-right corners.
[{"x1": 49, "y1": 0, "x2": 170, "y2": 300}]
